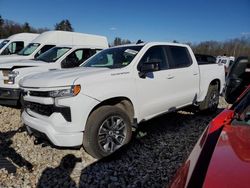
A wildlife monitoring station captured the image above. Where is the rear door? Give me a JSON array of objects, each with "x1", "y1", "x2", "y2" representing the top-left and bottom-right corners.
[{"x1": 164, "y1": 45, "x2": 199, "y2": 107}]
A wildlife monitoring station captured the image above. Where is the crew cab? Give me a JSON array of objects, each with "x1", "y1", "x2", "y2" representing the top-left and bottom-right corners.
[
  {"x1": 20, "y1": 42, "x2": 225, "y2": 158},
  {"x1": 0, "y1": 35, "x2": 108, "y2": 106}
]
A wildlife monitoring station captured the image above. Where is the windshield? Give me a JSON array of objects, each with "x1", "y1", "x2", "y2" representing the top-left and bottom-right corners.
[
  {"x1": 36, "y1": 47, "x2": 71, "y2": 63},
  {"x1": 18, "y1": 43, "x2": 40, "y2": 56},
  {"x1": 82, "y1": 46, "x2": 143, "y2": 68},
  {"x1": 0, "y1": 40, "x2": 9, "y2": 50},
  {"x1": 228, "y1": 57, "x2": 250, "y2": 79}
]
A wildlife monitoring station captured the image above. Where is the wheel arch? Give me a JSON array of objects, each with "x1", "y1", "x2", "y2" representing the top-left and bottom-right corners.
[
  {"x1": 88, "y1": 96, "x2": 135, "y2": 122},
  {"x1": 198, "y1": 78, "x2": 221, "y2": 102}
]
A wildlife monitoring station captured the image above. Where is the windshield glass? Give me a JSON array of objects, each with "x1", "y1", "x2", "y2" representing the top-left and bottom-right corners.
[
  {"x1": 18, "y1": 43, "x2": 40, "y2": 56},
  {"x1": 228, "y1": 57, "x2": 250, "y2": 79},
  {"x1": 36, "y1": 47, "x2": 71, "y2": 63},
  {"x1": 82, "y1": 46, "x2": 143, "y2": 68},
  {"x1": 0, "y1": 40, "x2": 9, "y2": 49}
]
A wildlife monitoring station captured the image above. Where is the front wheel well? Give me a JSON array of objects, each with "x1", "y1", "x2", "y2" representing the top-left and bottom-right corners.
[{"x1": 89, "y1": 97, "x2": 135, "y2": 122}]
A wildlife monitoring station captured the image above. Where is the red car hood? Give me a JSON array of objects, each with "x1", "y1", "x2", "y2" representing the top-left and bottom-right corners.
[{"x1": 203, "y1": 124, "x2": 250, "y2": 188}]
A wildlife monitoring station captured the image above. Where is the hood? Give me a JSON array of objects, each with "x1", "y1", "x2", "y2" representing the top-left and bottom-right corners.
[
  {"x1": 203, "y1": 125, "x2": 250, "y2": 188},
  {"x1": 19, "y1": 67, "x2": 112, "y2": 88},
  {"x1": 0, "y1": 54, "x2": 29, "y2": 63},
  {"x1": 0, "y1": 59, "x2": 49, "y2": 70}
]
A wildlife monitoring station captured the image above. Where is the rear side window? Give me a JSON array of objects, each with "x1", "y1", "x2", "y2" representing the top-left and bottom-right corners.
[
  {"x1": 138, "y1": 46, "x2": 168, "y2": 70},
  {"x1": 195, "y1": 54, "x2": 216, "y2": 65},
  {"x1": 166, "y1": 46, "x2": 192, "y2": 69}
]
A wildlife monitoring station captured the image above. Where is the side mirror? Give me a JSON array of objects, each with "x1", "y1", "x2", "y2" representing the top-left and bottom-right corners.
[{"x1": 139, "y1": 59, "x2": 161, "y2": 78}]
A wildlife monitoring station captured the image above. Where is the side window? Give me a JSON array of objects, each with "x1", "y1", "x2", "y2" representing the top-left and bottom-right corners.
[
  {"x1": 34, "y1": 45, "x2": 55, "y2": 58},
  {"x1": 167, "y1": 46, "x2": 192, "y2": 69},
  {"x1": 1, "y1": 41, "x2": 24, "y2": 55},
  {"x1": 138, "y1": 46, "x2": 168, "y2": 70},
  {"x1": 61, "y1": 49, "x2": 97, "y2": 68}
]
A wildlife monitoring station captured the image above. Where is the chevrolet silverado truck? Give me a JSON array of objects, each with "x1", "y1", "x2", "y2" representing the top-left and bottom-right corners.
[
  {"x1": 20, "y1": 42, "x2": 225, "y2": 159},
  {"x1": 0, "y1": 35, "x2": 108, "y2": 106}
]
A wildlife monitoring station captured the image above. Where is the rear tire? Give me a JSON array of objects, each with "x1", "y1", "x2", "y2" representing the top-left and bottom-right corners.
[
  {"x1": 83, "y1": 105, "x2": 132, "y2": 159},
  {"x1": 199, "y1": 84, "x2": 219, "y2": 113}
]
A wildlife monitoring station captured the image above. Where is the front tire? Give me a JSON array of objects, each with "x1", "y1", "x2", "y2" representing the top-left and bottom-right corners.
[
  {"x1": 199, "y1": 84, "x2": 219, "y2": 112},
  {"x1": 83, "y1": 105, "x2": 132, "y2": 159}
]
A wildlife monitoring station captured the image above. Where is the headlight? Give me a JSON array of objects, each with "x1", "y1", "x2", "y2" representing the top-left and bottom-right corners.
[
  {"x1": 4, "y1": 71, "x2": 19, "y2": 84},
  {"x1": 48, "y1": 85, "x2": 81, "y2": 98}
]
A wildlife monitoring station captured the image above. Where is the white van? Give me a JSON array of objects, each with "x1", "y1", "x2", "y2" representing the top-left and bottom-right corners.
[
  {"x1": 0, "y1": 31, "x2": 107, "y2": 63},
  {"x1": 0, "y1": 33, "x2": 39, "y2": 55},
  {"x1": 0, "y1": 33, "x2": 108, "y2": 106}
]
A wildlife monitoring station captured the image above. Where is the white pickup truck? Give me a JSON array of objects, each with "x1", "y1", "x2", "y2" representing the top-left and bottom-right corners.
[{"x1": 20, "y1": 42, "x2": 225, "y2": 158}]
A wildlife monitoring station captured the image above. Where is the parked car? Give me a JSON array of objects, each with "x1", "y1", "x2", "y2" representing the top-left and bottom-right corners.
[
  {"x1": 0, "y1": 31, "x2": 107, "y2": 63},
  {"x1": 195, "y1": 54, "x2": 216, "y2": 65},
  {"x1": 224, "y1": 56, "x2": 250, "y2": 104},
  {"x1": 0, "y1": 33, "x2": 39, "y2": 55},
  {"x1": 169, "y1": 57, "x2": 250, "y2": 188},
  {"x1": 20, "y1": 42, "x2": 225, "y2": 158},
  {"x1": 0, "y1": 34, "x2": 108, "y2": 106}
]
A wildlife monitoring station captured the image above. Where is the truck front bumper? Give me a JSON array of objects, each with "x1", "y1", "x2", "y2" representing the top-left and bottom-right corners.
[
  {"x1": 0, "y1": 87, "x2": 21, "y2": 106},
  {"x1": 22, "y1": 110, "x2": 83, "y2": 147}
]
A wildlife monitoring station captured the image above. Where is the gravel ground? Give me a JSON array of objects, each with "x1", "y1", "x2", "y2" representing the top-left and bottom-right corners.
[{"x1": 0, "y1": 98, "x2": 228, "y2": 188}]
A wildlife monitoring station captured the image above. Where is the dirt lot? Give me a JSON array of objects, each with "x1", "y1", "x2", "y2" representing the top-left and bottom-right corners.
[{"x1": 0, "y1": 98, "x2": 228, "y2": 187}]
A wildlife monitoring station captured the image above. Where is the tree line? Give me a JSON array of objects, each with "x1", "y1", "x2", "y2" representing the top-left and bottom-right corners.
[
  {"x1": 0, "y1": 15, "x2": 73, "y2": 38},
  {"x1": 190, "y1": 37, "x2": 250, "y2": 57},
  {"x1": 0, "y1": 15, "x2": 249, "y2": 57}
]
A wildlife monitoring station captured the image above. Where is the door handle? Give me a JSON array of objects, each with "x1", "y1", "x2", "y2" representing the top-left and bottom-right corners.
[{"x1": 193, "y1": 73, "x2": 198, "y2": 75}]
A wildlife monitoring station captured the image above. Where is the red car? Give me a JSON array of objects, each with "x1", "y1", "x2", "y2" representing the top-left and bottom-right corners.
[{"x1": 170, "y1": 56, "x2": 250, "y2": 188}]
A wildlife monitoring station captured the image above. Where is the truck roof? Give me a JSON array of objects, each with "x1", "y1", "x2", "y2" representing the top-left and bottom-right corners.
[
  {"x1": 54, "y1": 44, "x2": 107, "y2": 49},
  {"x1": 6, "y1": 33, "x2": 39, "y2": 41},
  {"x1": 110, "y1": 41, "x2": 190, "y2": 48},
  {"x1": 31, "y1": 31, "x2": 108, "y2": 48}
]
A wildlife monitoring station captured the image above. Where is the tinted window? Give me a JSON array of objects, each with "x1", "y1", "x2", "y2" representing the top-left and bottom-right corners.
[
  {"x1": 195, "y1": 54, "x2": 216, "y2": 65},
  {"x1": 232, "y1": 91, "x2": 250, "y2": 126},
  {"x1": 229, "y1": 57, "x2": 250, "y2": 80},
  {"x1": 34, "y1": 45, "x2": 55, "y2": 58},
  {"x1": 18, "y1": 43, "x2": 40, "y2": 56},
  {"x1": 167, "y1": 46, "x2": 192, "y2": 68},
  {"x1": 36, "y1": 47, "x2": 71, "y2": 62},
  {"x1": 1, "y1": 41, "x2": 24, "y2": 55},
  {"x1": 83, "y1": 46, "x2": 142, "y2": 69},
  {"x1": 62, "y1": 49, "x2": 98, "y2": 68},
  {"x1": 138, "y1": 46, "x2": 168, "y2": 70}
]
